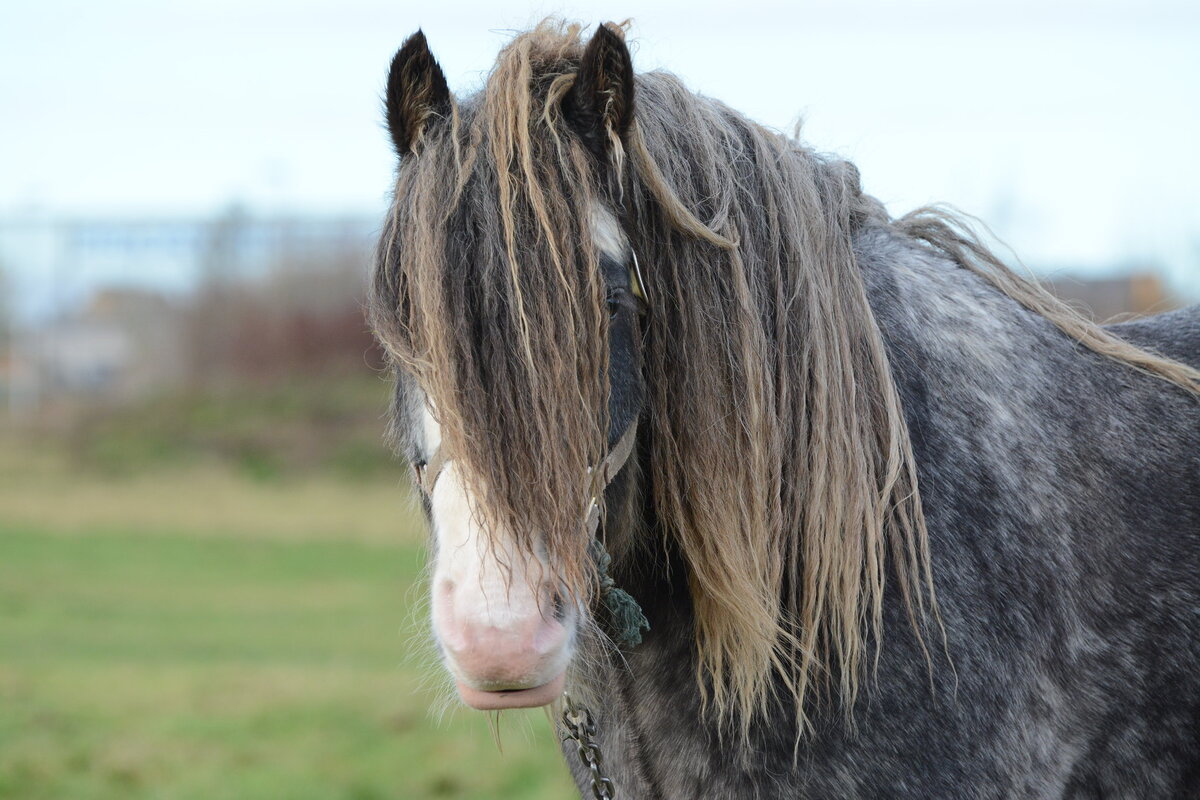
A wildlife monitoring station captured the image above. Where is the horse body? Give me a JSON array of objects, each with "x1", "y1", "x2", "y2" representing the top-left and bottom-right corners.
[
  {"x1": 370, "y1": 22, "x2": 1200, "y2": 798},
  {"x1": 580, "y1": 225, "x2": 1200, "y2": 797}
]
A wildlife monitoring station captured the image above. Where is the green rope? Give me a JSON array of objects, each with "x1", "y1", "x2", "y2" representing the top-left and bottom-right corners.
[{"x1": 590, "y1": 538, "x2": 649, "y2": 648}]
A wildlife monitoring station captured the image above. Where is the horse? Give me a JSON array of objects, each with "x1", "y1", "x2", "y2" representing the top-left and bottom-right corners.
[{"x1": 369, "y1": 21, "x2": 1200, "y2": 798}]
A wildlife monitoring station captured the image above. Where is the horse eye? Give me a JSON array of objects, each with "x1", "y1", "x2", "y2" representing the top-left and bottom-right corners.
[{"x1": 606, "y1": 289, "x2": 625, "y2": 318}]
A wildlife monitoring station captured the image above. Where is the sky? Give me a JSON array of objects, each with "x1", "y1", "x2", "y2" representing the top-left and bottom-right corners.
[{"x1": 2, "y1": 0, "x2": 1199, "y2": 301}]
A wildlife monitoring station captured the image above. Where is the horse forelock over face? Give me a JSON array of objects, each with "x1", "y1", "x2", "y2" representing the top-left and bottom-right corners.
[
  {"x1": 378, "y1": 39, "x2": 608, "y2": 570},
  {"x1": 370, "y1": 23, "x2": 653, "y2": 709}
]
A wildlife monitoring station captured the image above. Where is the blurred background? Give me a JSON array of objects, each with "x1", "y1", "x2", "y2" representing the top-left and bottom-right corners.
[{"x1": 1, "y1": 2, "x2": 1196, "y2": 798}]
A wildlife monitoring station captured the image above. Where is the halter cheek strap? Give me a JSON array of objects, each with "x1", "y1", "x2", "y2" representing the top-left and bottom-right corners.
[
  {"x1": 584, "y1": 420, "x2": 639, "y2": 537},
  {"x1": 413, "y1": 445, "x2": 449, "y2": 496}
]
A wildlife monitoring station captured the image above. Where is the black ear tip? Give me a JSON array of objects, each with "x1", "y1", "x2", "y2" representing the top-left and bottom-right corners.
[
  {"x1": 595, "y1": 22, "x2": 626, "y2": 43},
  {"x1": 385, "y1": 28, "x2": 451, "y2": 157},
  {"x1": 393, "y1": 29, "x2": 430, "y2": 68},
  {"x1": 584, "y1": 22, "x2": 634, "y2": 85},
  {"x1": 587, "y1": 21, "x2": 630, "y2": 57},
  {"x1": 407, "y1": 29, "x2": 429, "y2": 49}
]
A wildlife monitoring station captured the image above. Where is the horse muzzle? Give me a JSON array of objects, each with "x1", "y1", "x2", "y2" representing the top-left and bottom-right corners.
[{"x1": 433, "y1": 575, "x2": 574, "y2": 709}]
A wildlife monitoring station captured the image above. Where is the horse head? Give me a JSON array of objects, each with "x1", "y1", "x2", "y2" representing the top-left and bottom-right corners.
[{"x1": 373, "y1": 24, "x2": 647, "y2": 711}]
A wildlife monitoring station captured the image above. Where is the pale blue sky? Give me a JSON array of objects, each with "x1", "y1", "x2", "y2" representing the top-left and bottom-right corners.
[{"x1": 2, "y1": 0, "x2": 1198, "y2": 297}]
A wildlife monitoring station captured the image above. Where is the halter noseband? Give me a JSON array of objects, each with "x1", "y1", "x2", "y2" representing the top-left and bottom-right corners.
[{"x1": 412, "y1": 416, "x2": 639, "y2": 520}]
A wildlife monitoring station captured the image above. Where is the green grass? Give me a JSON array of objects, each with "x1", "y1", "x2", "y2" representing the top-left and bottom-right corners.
[{"x1": 0, "y1": 448, "x2": 577, "y2": 799}]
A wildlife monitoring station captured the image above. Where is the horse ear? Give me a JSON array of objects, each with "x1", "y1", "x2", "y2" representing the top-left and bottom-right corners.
[
  {"x1": 565, "y1": 23, "x2": 635, "y2": 160},
  {"x1": 385, "y1": 30, "x2": 452, "y2": 157}
]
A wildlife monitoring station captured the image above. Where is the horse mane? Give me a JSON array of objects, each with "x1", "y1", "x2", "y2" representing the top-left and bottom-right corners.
[{"x1": 369, "y1": 20, "x2": 1200, "y2": 741}]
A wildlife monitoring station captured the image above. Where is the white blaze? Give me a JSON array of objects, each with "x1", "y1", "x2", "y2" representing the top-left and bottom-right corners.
[
  {"x1": 420, "y1": 403, "x2": 573, "y2": 692},
  {"x1": 415, "y1": 203, "x2": 627, "y2": 700},
  {"x1": 591, "y1": 205, "x2": 627, "y2": 261}
]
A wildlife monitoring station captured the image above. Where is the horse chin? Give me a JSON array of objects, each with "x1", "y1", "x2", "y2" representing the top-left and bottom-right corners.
[{"x1": 455, "y1": 671, "x2": 566, "y2": 710}]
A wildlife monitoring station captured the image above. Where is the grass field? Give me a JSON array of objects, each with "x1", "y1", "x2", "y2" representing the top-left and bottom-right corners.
[{"x1": 0, "y1": 440, "x2": 576, "y2": 799}]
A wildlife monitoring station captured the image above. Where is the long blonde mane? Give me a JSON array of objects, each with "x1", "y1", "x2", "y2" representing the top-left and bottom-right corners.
[{"x1": 370, "y1": 21, "x2": 1200, "y2": 740}]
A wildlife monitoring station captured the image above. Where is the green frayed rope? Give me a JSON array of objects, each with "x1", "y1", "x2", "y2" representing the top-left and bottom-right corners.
[{"x1": 590, "y1": 539, "x2": 649, "y2": 648}]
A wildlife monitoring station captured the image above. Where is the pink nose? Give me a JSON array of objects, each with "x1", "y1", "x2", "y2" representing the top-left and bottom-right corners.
[
  {"x1": 433, "y1": 579, "x2": 571, "y2": 708},
  {"x1": 444, "y1": 611, "x2": 567, "y2": 685}
]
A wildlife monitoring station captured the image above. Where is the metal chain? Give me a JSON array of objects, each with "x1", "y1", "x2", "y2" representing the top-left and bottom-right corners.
[{"x1": 561, "y1": 693, "x2": 616, "y2": 799}]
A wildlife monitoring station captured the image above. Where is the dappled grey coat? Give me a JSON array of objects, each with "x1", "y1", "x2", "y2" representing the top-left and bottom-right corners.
[{"x1": 577, "y1": 228, "x2": 1200, "y2": 797}]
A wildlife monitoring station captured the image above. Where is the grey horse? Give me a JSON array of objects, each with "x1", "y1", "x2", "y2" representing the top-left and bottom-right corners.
[{"x1": 370, "y1": 21, "x2": 1200, "y2": 798}]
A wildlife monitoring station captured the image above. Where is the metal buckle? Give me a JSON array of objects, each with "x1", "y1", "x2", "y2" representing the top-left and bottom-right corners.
[{"x1": 628, "y1": 250, "x2": 649, "y2": 311}]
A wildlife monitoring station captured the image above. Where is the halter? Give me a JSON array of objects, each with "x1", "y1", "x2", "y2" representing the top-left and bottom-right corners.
[{"x1": 414, "y1": 417, "x2": 637, "y2": 518}]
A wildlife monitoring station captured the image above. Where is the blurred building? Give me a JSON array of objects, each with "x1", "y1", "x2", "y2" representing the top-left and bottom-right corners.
[
  {"x1": 3, "y1": 288, "x2": 183, "y2": 418},
  {"x1": 0, "y1": 211, "x2": 380, "y2": 416},
  {"x1": 0, "y1": 210, "x2": 378, "y2": 324},
  {"x1": 33, "y1": 289, "x2": 185, "y2": 395}
]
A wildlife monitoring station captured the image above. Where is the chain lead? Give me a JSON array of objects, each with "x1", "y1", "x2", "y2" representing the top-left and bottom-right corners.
[{"x1": 561, "y1": 693, "x2": 616, "y2": 799}]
